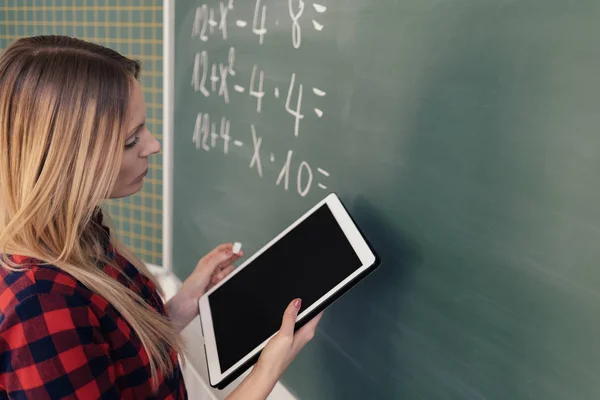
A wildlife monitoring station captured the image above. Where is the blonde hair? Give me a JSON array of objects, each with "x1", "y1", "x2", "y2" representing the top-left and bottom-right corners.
[{"x1": 0, "y1": 36, "x2": 180, "y2": 387}]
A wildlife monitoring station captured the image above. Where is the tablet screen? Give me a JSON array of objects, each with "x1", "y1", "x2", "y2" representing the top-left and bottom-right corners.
[{"x1": 208, "y1": 203, "x2": 362, "y2": 373}]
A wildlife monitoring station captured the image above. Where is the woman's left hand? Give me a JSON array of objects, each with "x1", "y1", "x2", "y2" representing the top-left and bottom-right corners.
[
  {"x1": 168, "y1": 243, "x2": 243, "y2": 331},
  {"x1": 184, "y1": 243, "x2": 243, "y2": 300}
]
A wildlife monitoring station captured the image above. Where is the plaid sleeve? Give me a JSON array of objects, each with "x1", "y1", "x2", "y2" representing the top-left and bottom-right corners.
[{"x1": 0, "y1": 293, "x2": 120, "y2": 399}]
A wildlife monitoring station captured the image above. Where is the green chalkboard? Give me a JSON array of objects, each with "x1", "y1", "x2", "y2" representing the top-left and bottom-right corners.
[{"x1": 173, "y1": 1, "x2": 600, "y2": 399}]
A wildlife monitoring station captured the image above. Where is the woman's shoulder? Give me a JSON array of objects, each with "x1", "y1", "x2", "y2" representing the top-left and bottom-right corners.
[{"x1": 0, "y1": 256, "x2": 109, "y2": 318}]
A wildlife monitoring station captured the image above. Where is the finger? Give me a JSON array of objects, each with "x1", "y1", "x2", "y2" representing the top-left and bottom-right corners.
[
  {"x1": 298, "y1": 312, "x2": 323, "y2": 339},
  {"x1": 211, "y1": 265, "x2": 235, "y2": 284},
  {"x1": 279, "y1": 298, "x2": 302, "y2": 338},
  {"x1": 205, "y1": 243, "x2": 233, "y2": 261},
  {"x1": 214, "y1": 243, "x2": 234, "y2": 253},
  {"x1": 214, "y1": 242, "x2": 243, "y2": 256},
  {"x1": 202, "y1": 244, "x2": 236, "y2": 272},
  {"x1": 216, "y1": 252, "x2": 243, "y2": 271},
  {"x1": 293, "y1": 312, "x2": 323, "y2": 352}
]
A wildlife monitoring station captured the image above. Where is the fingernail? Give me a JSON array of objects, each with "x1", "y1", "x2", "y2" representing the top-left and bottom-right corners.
[{"x1": 294, "y1": 299, "x2": 302, "y2": 309}]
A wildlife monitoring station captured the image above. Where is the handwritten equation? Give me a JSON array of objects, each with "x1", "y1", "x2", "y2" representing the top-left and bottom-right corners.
[
  {"x1": 191, "y1": 50, "x2": 325, "y2": 137},
  {"x1": 192, "y1": 114, "x2": 329, "y2": 197},
  {"x1": 191, "y1": 0, "x2": 327, "y2": 48},
  {"x1": 189, "y1": 0, "x2": 331, "y2": 199}
]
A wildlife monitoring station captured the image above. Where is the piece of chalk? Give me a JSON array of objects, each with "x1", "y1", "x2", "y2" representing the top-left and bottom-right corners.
[{"x1": 232, "y1": 242, "x2": 242, "y2": 255}]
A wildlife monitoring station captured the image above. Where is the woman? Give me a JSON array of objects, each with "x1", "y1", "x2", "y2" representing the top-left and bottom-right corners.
[{"x1": 0, "y1": 35, "x2": 322, "y2": 399}]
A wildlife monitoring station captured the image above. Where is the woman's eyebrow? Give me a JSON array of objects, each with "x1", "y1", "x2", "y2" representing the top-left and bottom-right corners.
[{"x1": 127, "y1": 121, "x2": 145, "y2": 137}]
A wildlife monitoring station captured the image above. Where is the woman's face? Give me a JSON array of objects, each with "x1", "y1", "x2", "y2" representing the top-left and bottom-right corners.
[{"x1": 110, "y1": 80, "x2": 161, "y2": 199}]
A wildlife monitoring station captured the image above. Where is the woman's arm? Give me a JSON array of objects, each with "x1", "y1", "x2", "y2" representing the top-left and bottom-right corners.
[
  {"x1": 166, "y1": 288, "x2": 202, "y2": 332},
  {"x1": 0, "y1": 293, "x2": 121, "y2": 399},
  {"x1": 226, "y1": 367, "x2": 278, "y2": 400},
  {"x1": 226, "y1": 299, "x2": 323, "y2": 400},
  {"x1": 166, "y1": 245, "x2": 323, "y2": 400}
]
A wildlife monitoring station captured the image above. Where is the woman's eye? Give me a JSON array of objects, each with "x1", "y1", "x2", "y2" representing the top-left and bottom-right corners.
[{"x1": 125, "y1": 136, "x2": 140, "y2": 149}]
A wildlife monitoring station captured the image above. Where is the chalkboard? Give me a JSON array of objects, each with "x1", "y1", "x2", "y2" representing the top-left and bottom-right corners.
[{"x1": 172, "y1": 1, "x2": 600, "y2": 399}]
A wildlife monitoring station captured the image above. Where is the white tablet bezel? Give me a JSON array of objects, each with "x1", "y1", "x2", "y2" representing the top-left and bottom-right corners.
[{"x1": 198, "y1": 193, "x2": 377, "y2": 388}]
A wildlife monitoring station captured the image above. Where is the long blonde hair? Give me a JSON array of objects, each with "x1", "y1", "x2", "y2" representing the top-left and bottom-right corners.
[{"x1": 0, "y1": 36, "x2": 180, "y2": 386}]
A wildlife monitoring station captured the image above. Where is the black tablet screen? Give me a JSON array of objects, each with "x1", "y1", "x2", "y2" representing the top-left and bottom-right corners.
[{"x1": 208, "y1": 204, "x2": 362, "y2": 373}]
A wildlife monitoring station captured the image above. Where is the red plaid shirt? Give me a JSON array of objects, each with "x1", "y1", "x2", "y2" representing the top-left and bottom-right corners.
[{"x1": 0, "y1": 217, "x2": 187, "y2": 399}]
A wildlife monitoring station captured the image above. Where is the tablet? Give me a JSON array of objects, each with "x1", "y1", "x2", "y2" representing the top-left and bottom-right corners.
[{"x1": 198, "y1": 193, "x2": 380, "y2": 389}]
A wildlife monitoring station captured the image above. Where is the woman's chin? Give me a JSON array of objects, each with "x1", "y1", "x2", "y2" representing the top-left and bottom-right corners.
[{"x1": 108, "y1": 179, "x2": 145, "y2": 199}]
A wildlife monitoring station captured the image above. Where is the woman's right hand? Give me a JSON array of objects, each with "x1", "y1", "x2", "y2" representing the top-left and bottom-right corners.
[{"x1": 255, "y1": 298, "x2": 323, "y2": 385}]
